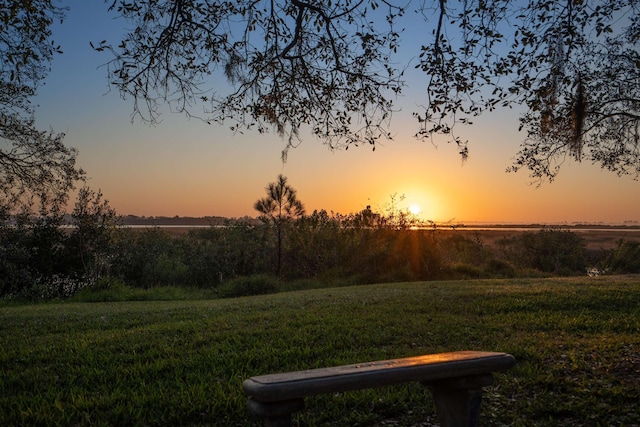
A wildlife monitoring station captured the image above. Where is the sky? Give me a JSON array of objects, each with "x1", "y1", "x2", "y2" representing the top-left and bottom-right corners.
[{"x1": 32, "y1": 1, "x2": 640, "y2": 224}]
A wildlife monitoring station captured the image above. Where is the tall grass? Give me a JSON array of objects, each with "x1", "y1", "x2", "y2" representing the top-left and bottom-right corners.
[{"x1": 1, "y1": 275, "x2": 639, "y2": 426}]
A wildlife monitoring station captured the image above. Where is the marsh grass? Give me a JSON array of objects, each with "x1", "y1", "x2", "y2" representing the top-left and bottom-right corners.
[{"x1": 1, "y1": 276, "x2": 639, "y2": 426}]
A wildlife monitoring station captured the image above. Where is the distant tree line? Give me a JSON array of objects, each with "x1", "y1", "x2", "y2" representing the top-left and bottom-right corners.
[{"x1": 119, "y1": 215, "x2": 257, "y2": 226}]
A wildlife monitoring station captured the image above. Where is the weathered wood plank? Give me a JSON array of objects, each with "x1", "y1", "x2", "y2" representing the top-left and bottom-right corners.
[
  {"x1": 243, "y1": 351, "x2": 515, "y2": 402},
  {"x1": 243, "y1": 351, "x2": 516, "y2": 427}
]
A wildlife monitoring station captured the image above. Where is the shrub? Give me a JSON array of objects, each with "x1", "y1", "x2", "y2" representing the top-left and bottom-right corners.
[
  {"x1": 498, "y1": 227, "x2": 586, "y2": 275},
  {"x1": 14, "y1": 275, "x2": 89, "y2": 300},
  {"x1": 142, "y1": 252, "x2": 188, "y2": 287},
  {"x1": 69, "y1": 277, "x2": 128, "y2": 302},
  {"x1": 181, "y1": 222, "x2": 271, "y2": 287},
  {"x1": 605, "y1": 239, "x2": 640, "y2": 273},
  {"x1": 217, "y1": 274, "x2": 281, "y2": 298},
  {"x1": 110, "y1": 228, "x2": 187, "y2": 288},
  {"x1": 440, "y1": 233, "x2": 490, "y2": 265},
  {"x1": 94, "y1": 276, "x2": 127, "y2": 291},
  {"x1": 449, "y1": 263, "x2": 483, "y2": 279},
  {"x1": 484, "y1": 258, "x2": 516, "y2": 278}
]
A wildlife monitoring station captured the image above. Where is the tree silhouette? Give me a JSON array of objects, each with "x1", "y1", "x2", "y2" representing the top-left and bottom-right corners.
[
  {"x1": 254, "y1": 175, "x2": 305, "y2": 276},
  {"x1": 70, "y1": 187, "x2": 121, "y2": 285},
  {"x1": 4, "y1": 1, "x2": 640, "y2": 184},
  {"x1": 0, "y1": 1, "x2": 84, "y2": 209},
  {"x1": 96, "y1": 0, "x2": 640, "y2": 181}
]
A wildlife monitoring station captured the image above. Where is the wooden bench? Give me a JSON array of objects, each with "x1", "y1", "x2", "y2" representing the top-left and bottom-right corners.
[{"x1": 243, "y1": 350, "x2": 516, "y2": 427}]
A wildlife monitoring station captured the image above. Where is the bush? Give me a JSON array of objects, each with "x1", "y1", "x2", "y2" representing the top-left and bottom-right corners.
[
  {"x1": 69, "y1": 277, "x2": 129, "y2": 302},
  {"x1": 449, "y1": 264, "x2": 483, "y2": 279},
  {"x1": 181, "y1": 223, "x2": 271, "y2": 287},
  {"x1": 69, "y1": 280, "x2": 219, "y2": 302},
  {"x1": 217, "y1": 274, "x2": 281, "y2": 298},
  {"x1": 605, "y1": 239, "x2": 640, "y2": 273},
  {"x1": 110, "y1": 228, "x2": 187, "y2": 288},
  {"x1": 484, "y1": 258, "x2": 516, "y2": 278},
  {"x1": 498, "y1": 227, "x2": 586, "y2": 275},
  {"x1": 440, "y1": 233, "x2": 490, "y2": 265}
]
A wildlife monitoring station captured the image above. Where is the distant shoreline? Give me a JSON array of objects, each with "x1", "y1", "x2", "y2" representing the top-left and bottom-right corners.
[{"x1": 122, "y1": 217, "x2": 640, "y2": 231}]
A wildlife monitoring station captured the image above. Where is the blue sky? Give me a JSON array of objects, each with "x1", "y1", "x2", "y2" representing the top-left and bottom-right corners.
[{"x1": 31, "y1": 1, "x2": 640, "y2": 223}]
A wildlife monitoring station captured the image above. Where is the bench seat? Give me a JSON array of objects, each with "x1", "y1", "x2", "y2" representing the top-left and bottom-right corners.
[{"x1": 243, "y1": 350, "x2": 516, "y2": 427}]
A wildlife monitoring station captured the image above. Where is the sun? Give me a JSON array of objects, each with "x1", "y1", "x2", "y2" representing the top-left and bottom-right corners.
[{"x1": 408, "y1": 204, "x2": 421, "y2": 216}]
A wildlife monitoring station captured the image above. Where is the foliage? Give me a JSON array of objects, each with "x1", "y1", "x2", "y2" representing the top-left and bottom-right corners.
[
  {"x1": 0, "y1": 187, "x2": 118, "y2": 299},
  {"x1": 107, "y1": 223, "x2": 271, "y2": 290},
  {"x1": 6, "y1": 195, "x2": 632, "y2": 300},
  {"x1": 1, "y1": 277, "x2": 639, "y2": 426},
  {"x1": 497, "y1": 227, "x2": 587, "y2": 275},
  {"x1": 109, "y1": 227, "x2": 185, "y2": 288},
  {"x1": 0, "y1": 173, "x2": 630, "y2": 300},
  {"x1": 438, "y1": 232, "x2": 490, "y2": 266},
  {"x1": 97, "y1": 0, "x2": 640, "y2": 180},
  {"x1": 284, "y1": 209, "x2": 351, "y2": 279},
  {"x1": 605, "y1": 239, "x2": 640, "y2": 274},
  {"x1": 0, "y1": 1, "x2": 84, "y2": 209},
  {"x1": 184, "y1": 221, "x2": 272, "y2": 286},
  {"x1": 483, "y1": 258, "x2": 517, "y2": 279},
  {"x1": 254, "y1": 175, "x2": 306, "y2": 222},
  {"x1": 68, "y1": 278, "x2": 218, "y2": 303},
  {"x1": 254, "y1": 174, "x2": 305, "y2": 276},
  {"x1": 505, "y1": 1, "x2": 640, "y2": 180},
  {"x1": 96, "y1": 0, "x2": 403, "y2": 157},
  {"x1": 0, "y1": 1, "x2": 63, "y2": 93},
  {"x1": 67, "y1": 187, "x2": 121, "y2": 285},
  {"x1": 0, "y1": 206, "x2": 34, "y2": 296},
  {"x1": 281, "y1": 209, "x2": 442, "y2": 283},
  {"x1": 216, "y1": 274, "x2": 281, "y2": 298},
  {"x1": 0, "y1": 195, "x2": 72, "y2": 298}
]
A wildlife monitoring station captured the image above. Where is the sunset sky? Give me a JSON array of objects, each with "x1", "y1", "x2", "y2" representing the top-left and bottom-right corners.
[{"x1": 32, "y1": 2, "x2": 639, "y2": 224}]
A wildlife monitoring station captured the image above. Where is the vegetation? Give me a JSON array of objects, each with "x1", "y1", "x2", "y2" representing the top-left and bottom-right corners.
[
  {"x1": 0, "y1": 0, "x2": 84, "y2": 211},
  {"x1": 97, "y1": 0, "x2": 640, "y2": 180},
  {"x1": 1, "y1": 276, "x2": 639, "y2": 426},
  {"x1": 1, "y1": 183, "x2": 637, "y2": 426},
  {"x1": 3, "y1": 184, "x2": 639, "y2": 301},
  {"x1": 4, "y1": 2, "x2": 640, "y2": 184},
  {"x1": 0, "y1": 174, "x2": 634, "y2": 303},
  {"x1": 254, "y1": 174, "x2": 306, "y2": 276},
  {"x1": 3, "y1": 6, "x2": 638, "y2": 425},
  {"x1": 0, "y1": 185, "x2": 118, "y2": 300},
  {"x1": 606, "y1": 240, "x2": 640, "y2": 274}
]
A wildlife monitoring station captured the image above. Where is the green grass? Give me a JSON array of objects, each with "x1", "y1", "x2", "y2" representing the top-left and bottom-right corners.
[{"x1": 1, "y1": 276, "x2": 639, "y2": 426}]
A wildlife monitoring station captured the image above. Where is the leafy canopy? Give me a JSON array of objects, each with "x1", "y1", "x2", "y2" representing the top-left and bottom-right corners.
[
  {"x1": 0, "y1": 0, "x2": 84, "y2": 209},
  {"x1": 97, "y1": 0, "x2": 640, "y2": 181},
  {"x1": 254, "y1": 174, "x2": 306, "y2": 223},
  {"x1": 5, "y1": 1, "x2": 638, "y2": 186}
]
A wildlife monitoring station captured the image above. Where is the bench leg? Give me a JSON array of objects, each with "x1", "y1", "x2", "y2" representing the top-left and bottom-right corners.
[
  {"x1": 425, "y1": 374, "x2": 494, "y2": 427},
  {"x1": 247, "y1": 398, "x2": 304, "y2": 427}
]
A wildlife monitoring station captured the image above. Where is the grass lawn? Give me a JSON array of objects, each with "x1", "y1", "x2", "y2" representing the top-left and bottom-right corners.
[{"x1": 1, "y1": 275, "x2": 639, "y2": 426}]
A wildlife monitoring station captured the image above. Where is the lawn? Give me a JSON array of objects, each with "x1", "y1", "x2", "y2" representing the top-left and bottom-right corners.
[{"x1": 1, "y1": 276, "x2": 639, "y2": 426}]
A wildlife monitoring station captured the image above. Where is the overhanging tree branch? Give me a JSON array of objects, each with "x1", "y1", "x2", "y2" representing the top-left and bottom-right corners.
[
  {"x1": 96, "y1": 0, "x2": 640, "y2": 181},
  {"x1": 0, "y1": 1, "x2": 84, "y2": 210}
]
